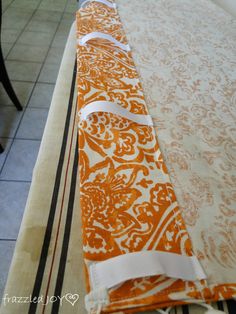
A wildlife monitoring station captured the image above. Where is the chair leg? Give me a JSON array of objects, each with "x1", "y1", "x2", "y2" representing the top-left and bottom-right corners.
[
  {"x1": 0, "y1": 143, "x2": 4, "y2": 154},
  {"x1": 0, "y1": 52, "x2": 23, "y2": 111},
  {"x1": 1, "y1": 72, "x2": 23, "y2": 111}
]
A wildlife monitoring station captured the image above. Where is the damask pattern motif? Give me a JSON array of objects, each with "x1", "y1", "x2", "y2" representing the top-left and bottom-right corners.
[
  {"x1": 117, "y1": 0, "x2": 236, "y2": 305},
  {"x1": 77, "y1": 0, "x2": 236, "y2": 312},
  {"x1": 77, "y1": 3, "x2": 193, "y2": 263}
]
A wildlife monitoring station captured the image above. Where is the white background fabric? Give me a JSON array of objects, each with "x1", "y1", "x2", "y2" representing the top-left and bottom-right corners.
[{"x1": 117, "y1": 0, "x2": 236, "y2": 286}]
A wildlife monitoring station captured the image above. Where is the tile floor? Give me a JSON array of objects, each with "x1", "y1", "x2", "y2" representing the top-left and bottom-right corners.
[{"x1": 0, "y1": 0, "x2": 77, "y2": 300}]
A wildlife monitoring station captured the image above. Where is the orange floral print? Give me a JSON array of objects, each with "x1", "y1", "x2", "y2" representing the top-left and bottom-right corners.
[{"x1": 76, "y1": 0, "x2": 236, "y2": 312}]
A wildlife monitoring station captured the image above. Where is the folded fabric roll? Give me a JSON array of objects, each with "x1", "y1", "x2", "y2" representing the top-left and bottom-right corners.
[{"x1": 76, "y1": 0, "x2": 236, "y2": 313}]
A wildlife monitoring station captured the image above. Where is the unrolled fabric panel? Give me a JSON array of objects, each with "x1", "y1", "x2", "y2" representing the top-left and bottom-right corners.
[
  {"x1": 115, "y1": 0, "x2": 236, "y2": 307},
  {"x1": 76, "y1": 1, "x2": 210, "y2": 313}
]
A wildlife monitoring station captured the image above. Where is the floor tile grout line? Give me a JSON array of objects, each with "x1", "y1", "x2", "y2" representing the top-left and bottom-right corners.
[
  {"x1": 5, "y1": 59, "x2": 44, "y2": 65},
  {"x1": 2, "y1": 0, "x2": 15, "y2": 14},
  {"x1": 0, "y1": 179, "x2": 31, "y2": 183},
  {"x1": 9, "y1": 0, "x2": 74, "y2": 102},
  {"x1": 10, "y1": 0, "x2": 71, "y2": 132},
  {"x1": 0, "y1": 137, "x2": 12, "y2": 175},
  {"x1": 13, "y1": 137, "x2": 44, "y2": 141},
  {"x1": 3, "y1": 28, "x2": 33, "y2": 61},
  {"x1": 0, "y1": 138, "x2": 41, "y2": 142},
  {"x1": 14, "y1": 0, "x2": 72, "y2": 97},
  {"x1": 25, "y1": 0, "x2": 73, "y2": 86},
  {"x1": 0, "y1": 0, "x2": 73, "y2": 176},
  {"x1": 7, "y1": 55, "x2": 66, "y2": 66},
  {"x1": 0, "y1": 0, "x2": 76, "y2": 297},
  {"x1": 4, "y1": 0, "x2": 45, "y2": 60},
  {"x1": 0, "y1": 137, "x2": 41, "y2": 174},
  {"x1": 1, "y1": 79, "x2": 55, "y2": 84},
  {"x1": 0, "y1": 0, "x2": 45, "y2": 176},
  {"x1": 0, "y1": 239, "x2": 17, "y2": 242},
  {"x1": 0, "y1": 105, "x2": 51, "y2": 109}
]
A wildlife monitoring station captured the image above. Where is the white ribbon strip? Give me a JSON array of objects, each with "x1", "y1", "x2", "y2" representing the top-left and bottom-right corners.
[
  {"x1": 85, "y1": 287, "x2": 109, "y2": 313},
  {"x1": 89, "y1": 251, "x2": 207, "y2": 290},
  {"x1": 79, "y1": 101, "x2": 153, "y2": 126},
  {"x1": 78, "y1": 32, "x2": 130, "y2": 51},
  {"x1": 81, "y1": 0, "x2": 117, "y2": 9}
]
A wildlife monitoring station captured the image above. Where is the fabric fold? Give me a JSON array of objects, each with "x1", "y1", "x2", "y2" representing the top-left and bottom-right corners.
[
  {"x1": 78, "y1": 31, "x2": 130, "y2": 51},
  {"x1": 89, "y1": 251, "x2": 206, "y2": 290},
  {"x1": 79, "y1": 101, "x2": 153, "y2": 126}
]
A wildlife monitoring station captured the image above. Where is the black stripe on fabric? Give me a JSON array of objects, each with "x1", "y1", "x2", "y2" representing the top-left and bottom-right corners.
[
  {"x1": 181, "y1": 305, "x2": 189, "y2": 314},
  {"x1": 217, "y1": 301, "x2": 224, "y2": 311},
  {"x1": 226, "y1": 299, "x2": 236, "y2": 314},
  {"x1": 51, "y1": 140, "x2": 79, "y2": 313},
  {"x1": 29, "y1": 61, "x2": 77, "y2": 314}
]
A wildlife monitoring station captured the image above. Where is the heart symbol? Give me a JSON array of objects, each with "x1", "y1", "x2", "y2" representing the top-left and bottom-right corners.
[
  {"x1": 166, "y1": 231, "x2": 174, "y2": 242},
  {"x1": 65, "y1": 293, "x2": 79, "y2": 306}
]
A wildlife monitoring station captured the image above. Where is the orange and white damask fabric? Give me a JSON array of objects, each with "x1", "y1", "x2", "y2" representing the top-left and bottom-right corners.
[{"x1": 76, "y1": 0, "x2": 235, "y2": 313}]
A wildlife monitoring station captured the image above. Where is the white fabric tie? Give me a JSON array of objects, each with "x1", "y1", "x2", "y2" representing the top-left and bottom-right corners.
[
  {"x1": 80, "y1": 0, "x2": 117, "y2": 9},
  {"x1": 78, "y1": 32, "x2": 130, "y2": 51},
  {"x1": 89, "y1": 250, "x2": 207, "y2": 290},
  {"x1": 79, "y1": 101, "x2": 153, "y2": 126},
  {"x1": 85, "y1": 287, "x2": 109, "y2": 314}
]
